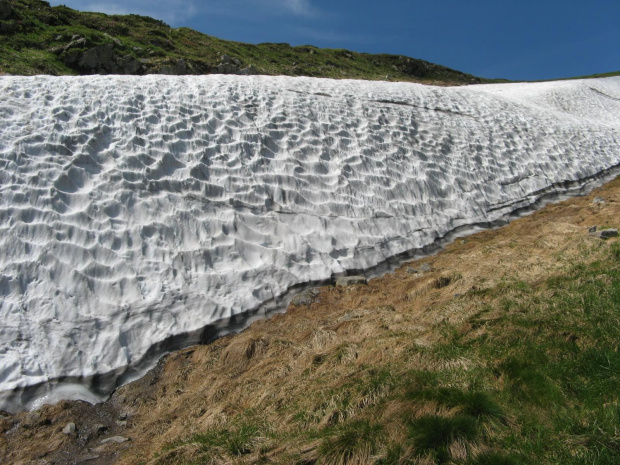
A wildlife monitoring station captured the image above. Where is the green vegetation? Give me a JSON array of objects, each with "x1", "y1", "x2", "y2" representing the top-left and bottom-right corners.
[
  {"x1": 318, "y1": 420, "x2": 385, "y2": 464},
  {"x1": 161, "y1": 412, "x2": 269, "y2": 462},
  {"x1": 154, "y1": 239, "x2": 620, "y2": 464},
  {"x1": 0, "y1": 0, "x2": 489, "y2": 84}
]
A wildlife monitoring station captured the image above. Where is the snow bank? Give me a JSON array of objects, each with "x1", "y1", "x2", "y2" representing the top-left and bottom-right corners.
[{"x1": 1, "y1": 75, "x2": 619, "y2": 411}]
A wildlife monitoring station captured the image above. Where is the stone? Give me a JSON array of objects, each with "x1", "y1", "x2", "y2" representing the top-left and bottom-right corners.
[
  {"x1": 62, "y1": 422, "x2": 76, "y2": 435},
  {"x1": 119, "y1": 412, "x2": 128, "y2": 420},
  {"x1": 116, "y1": 420, "x2": 128, "y2": 427},
  {"x1": 217, "y1": 62, "x2": 239, "y2": 74},
  {"x1": 0, "y1": 1, "x2": 13, "y2": 20},
  {"x1": 175, "y1": 58, "x2": 187, "y2": 74},
  {"x1": 220, "y1": 54, "x2": 231, "y2": 64},
  {"x1": 156, "y1": 59, "x2": 187, "y2": 75},
  {"x1": 336, "y1": 276, "x2": 367, "y2": 287},
  {"x1": 121, "y1": 56, "x2": 142, "y2": 74},
  {"x1": 290, "y1": 288, "x2": 319, "y2": 306},
  {"x1": 100, "y1": 436, "x2": 129, "y2": 444},
  {"x1": 406, "y1": 267, "x2": 418, "y2": 275},
  {"x1": 238, "y1": 65, "x2": 259, "y2": 75},
  {"x1": 590, "y1": 227, "x2": 619, "y2": 239},
  {"x1": 593, "y1": 196, "x2": 606, "y2": 205},
  {"x1": 599, "y1": 229, "x2": 619, "y2": 239},
  {"x1": 79, "y1": 44, "x2": 114, "y2": 70}
]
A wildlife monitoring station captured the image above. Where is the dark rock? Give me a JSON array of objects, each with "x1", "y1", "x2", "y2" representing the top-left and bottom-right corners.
[
  {"x1": 175, "y1": 58, "x2": 187, "y2": 74},
  {"x1": 238, "y1": 65, "x2": 259, "y2": 75},
  {"x1": 217, "y1": 62, "x2": 239, "y2": 74},
  {"x1": 336, "y1": 276, "x2": 367, "y2": 287},
  {"x1": 61, "y1": 49, "x2": 82, "y2": 66},
  {"x1": 290, "y1": 288, "x2": 319, "y2": 306},
  {"x1": 79, "y1": 44, "x2": 114, "y2": 70},
  {"x1": 599, "y1": 229, "x2": 618, "y2": 239},
  {"x1": 0, "y1": 1, "x2": 13, "y2": 20},
  {"x1": 590, "y1": 227, "x2": 619, "y2": 239},
  {"x1": 120, "y1": 55, "x2": 142, "y2": 74},
  {"x1": 100, "y1": 436, "x2": 129, "y2": 444},
  {"x1": 216, "y1": 54, "x2": 244, "y2": 74},
  {"x1": 119, "y1": 412, "x2": 128, "y2": 420}
]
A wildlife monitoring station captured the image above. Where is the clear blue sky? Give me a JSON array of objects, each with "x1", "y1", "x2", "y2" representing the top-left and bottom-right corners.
[{"x1": 49, "y1": 0, "x2": 619, "y2": 81}]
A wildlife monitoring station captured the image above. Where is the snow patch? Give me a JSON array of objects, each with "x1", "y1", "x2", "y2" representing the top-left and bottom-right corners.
[{"x1": 1, "y1": 75, "x2": 619, "y2": 411}]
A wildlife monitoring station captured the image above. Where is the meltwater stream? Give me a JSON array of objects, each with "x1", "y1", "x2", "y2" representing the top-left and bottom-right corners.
[{"x1": 1, "y1": 75, "x2": 619, "y2": 412}]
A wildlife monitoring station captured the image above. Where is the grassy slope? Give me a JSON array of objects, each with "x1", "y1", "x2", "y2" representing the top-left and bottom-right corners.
[{"x1": 0, "y1": 0, "x2": 489, "y2": 84}]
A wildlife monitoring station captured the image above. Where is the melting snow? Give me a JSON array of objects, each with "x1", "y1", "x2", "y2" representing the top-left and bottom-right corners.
[{"x1": 1, "y1": 75, "x2": 619, "y2": 411}]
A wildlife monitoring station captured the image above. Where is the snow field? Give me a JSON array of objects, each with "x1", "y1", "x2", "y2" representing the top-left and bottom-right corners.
[{"x1": 0, "y1": 74, "x2": 619, "y2": 411}]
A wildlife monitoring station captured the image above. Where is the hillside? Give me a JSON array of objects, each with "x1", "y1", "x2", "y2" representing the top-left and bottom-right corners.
[
  {"x1": 0, "y1": 0, "x2": 491, "y2": 84},
  {"x1": 1, "y1": 173, "x2": 618, "y2": 465}
]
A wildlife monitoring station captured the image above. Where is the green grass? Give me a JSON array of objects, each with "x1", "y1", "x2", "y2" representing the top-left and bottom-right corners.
[
  {"x1": 0, "y1": 0, "x2": 490, "y2": 83},
  {"x1": 163, "y1": 413, "x2": 267, "y2": 461}
]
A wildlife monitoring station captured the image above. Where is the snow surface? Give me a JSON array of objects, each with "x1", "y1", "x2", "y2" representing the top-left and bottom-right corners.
[{"x1": 1, "y1": 75, "x2": 619, "y2": 411}]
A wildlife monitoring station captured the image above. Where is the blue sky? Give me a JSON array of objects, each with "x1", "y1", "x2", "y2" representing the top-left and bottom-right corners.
[{"x1": 49, "y1": 0, "x2": 619, "y2": 81}]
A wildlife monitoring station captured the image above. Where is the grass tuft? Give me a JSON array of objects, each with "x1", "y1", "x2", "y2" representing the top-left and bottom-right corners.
[
  {"x1": 408, "y1": 415, "x2": 478, "y2": 462},
  {"x1": 318, "y1": 419, "x2": 385, "y2": 465}
]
